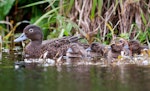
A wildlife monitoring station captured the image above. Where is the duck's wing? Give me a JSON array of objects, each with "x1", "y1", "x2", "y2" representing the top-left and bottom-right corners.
[
  {"x1": 41, "y1": 35, "x2": 82, "y2": 58},
  {"x1": 42, "y1": 35, "x2": 81, "y2": 45}
]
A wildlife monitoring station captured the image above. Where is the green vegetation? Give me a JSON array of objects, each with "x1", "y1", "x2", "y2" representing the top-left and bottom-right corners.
[{"x1": 0, "y1": 0, "x2": 150, "y2": 49}]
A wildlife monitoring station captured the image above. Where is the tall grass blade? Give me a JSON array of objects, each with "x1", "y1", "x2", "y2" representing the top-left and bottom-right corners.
[
  {"x1": 19, "y1": 1, "x2": 48, "y2": 8},
  {"x1": 0, "y1": 35, "x2": 2, "y2": 52},
  {"x1": 90, "y1": 0, "x2": 97, "y2": 20},
  {"x1": 97, "y1": 0, "x2": 103, "y2": 16},
  {"x1": 134, "y1": 30, "x2": 141, "y2": 40},
  {"x1": 34, "y1": 7, "x2": 60, "y2": 25},
  {"x1": 106, "y1": 23, "x2": 114, "y2": 38},
  {"x1": 114, "y1": 0, "x2": 118, "y2": 12},
  {"x1": 59, "y1": 29, "x2": 65, "y2": 38},
  {"x1": 140, "y1": 9, "x2": 147, "y2": 25},
  {"x1": 66, "y1": 0, "x2": 74, "y2": 14},
  {"x1": 129, "y1": 24, "x2": 135, "y2": 38}
]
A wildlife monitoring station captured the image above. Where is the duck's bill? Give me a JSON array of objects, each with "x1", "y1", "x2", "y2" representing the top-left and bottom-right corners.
[
  {"x1": 14, "y1": 33, "x2": 28, "y2": 42},
  {"x1": 86, "y1": 47, "x2": 91, "y2": 51},
  {"x1": 124, "y1": 45, "x2": 129, "y2": 49},
  {"x1": 67, "y1": 48, "x2": 73, "y2": 53}
]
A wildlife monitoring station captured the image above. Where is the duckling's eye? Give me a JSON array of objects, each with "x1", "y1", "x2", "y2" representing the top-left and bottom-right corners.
[
  {"x1": 29, "y1": 28, "x2": 34, "y2": 32},
  {"x1": 72, "y1": 45, "x2": 76, "y2": 48},
  {"x1": 119, "y1": 40, "x2": 123, "y2": 43}
]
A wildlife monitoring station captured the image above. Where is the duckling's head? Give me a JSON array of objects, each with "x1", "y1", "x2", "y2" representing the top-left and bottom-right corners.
[
  {"x1": 67, "y1": 43, "x2": 81, "y2": 54},
  {"x1": 90, "y1": 42, "x2": 106, "y2": 52},
  {"x1": 66, "y1": 43, "x2": 83, "y2": 58},
  {"x1": 90, "y1": 42, "x2": 100, "y2": 51},
  {"x1": 111, "y1": 43, "x2": 123, "y2": 53},
  {"x1": 128, "y1": 40, "x2": 142, "y2": 55},
  {"x1": 128, "y1": 40, "x2": 140, "y2": 50}
]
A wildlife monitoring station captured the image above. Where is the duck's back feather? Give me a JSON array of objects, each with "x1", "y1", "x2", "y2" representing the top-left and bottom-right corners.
[{"x1": 41, "y1": 36, "x2": 81, "y2": 58}]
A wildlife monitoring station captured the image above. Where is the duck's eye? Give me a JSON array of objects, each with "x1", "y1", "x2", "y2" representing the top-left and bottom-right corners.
[
  {"x1": 29, "y1": 28, "x2": 34, "y2": 32},
  {"x1": 119, "y1": 40, "x2": 123, "y2": 43}
]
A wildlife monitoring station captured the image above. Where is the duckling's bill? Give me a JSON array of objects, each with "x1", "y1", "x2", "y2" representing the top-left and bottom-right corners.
[{"x1": 14, "y1": 33, "x2": 28, "y2": 42}]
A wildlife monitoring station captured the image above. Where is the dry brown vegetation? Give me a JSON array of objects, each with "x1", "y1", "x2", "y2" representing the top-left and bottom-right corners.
[
  {"x1": 59, "y1": 0, "x2": 150, "y2": 44},
  {"x1": 0, "y1": 0, "x2": 150, "y2": 49}
]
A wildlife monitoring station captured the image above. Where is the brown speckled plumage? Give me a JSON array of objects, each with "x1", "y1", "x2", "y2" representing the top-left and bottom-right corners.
[
  {"x1": 15, "y1": 25, "x2": 81, "y2": 59},
  {"x1": 88, "y1": 42, "x2": 108, "y2": 58},
  {"x1": 128, "y1": 40, "x2": 149, "y2": 55},
  {"x1": 107, "y1": 43, "x2": 123, "y2": 63},
  {"x1": 89, "y1": 42, "x2": 108, "y2": 57},
  {"x1": 66, "y1": 43, "x2": 88, "y2": 57},
  {"x1": 128, "y1": 40, "x2": 142, "y2": 55}
]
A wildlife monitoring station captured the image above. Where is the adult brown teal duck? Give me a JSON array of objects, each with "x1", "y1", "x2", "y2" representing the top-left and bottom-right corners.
[{"x1": 14, "y1": 24, "x2": 81, "y2": 59}]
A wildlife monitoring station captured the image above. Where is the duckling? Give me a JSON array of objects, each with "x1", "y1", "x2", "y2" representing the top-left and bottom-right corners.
[
  {"x1": 128, "y1": 40, "x2": 149, "y2": 56},
  {"x1": 118, "y1": 38, "x2": 131, "y2": 56},
  {"x1": 128, "y1": 40, "x2": 141, "y2": 55},
  {"x1": 65, "y1": 43, "x2": 88, "y2": 64},
  {"x1": 66, "y1": 43, "x2": 87, "y2": 58},
  {"x1": 88, "y1": 42, "x2": 108, "y2": 58},
  {"x1": 107, "y1": 43, "x2": 123, "y2": 63}
]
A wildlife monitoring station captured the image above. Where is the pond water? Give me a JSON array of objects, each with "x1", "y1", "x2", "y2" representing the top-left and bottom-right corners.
[{"x1": 0, "y1": 51, "x2": 150, "y2": 91}]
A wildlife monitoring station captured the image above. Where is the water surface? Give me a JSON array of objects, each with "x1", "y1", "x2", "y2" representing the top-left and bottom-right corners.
[{"x1": 0, "y1": 51, "x2": 150, "y2": 91}]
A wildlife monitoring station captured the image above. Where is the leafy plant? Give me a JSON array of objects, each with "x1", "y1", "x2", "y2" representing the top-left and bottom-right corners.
[
  {"x1": 1, "y1": 0, "x2": 150, "y2": 49},
  {"x1": 0, "y1": 0, "x2": 15, "y2": 20}
]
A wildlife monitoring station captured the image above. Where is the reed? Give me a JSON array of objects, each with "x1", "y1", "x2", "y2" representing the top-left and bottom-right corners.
[
  {"x1": 0, "y1": 35, "x2": 2, "y2": 52},
  {"x1": 0, "y1": 0, "x2": 150, "y2": 47}
]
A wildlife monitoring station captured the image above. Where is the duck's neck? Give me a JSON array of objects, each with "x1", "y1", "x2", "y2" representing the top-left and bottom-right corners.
[
  {"x1": 30, "y1": 40, "x2": 42, "y2": 46},
  {"x1": 25, "y1": 40, "x2": 42, "y2": 58}
]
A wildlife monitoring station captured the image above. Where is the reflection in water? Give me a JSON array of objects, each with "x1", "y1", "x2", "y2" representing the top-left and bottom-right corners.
[
  {"x1": 0, "y1": 64, "x2": 150, "y2": 91},
  {"x1": 0, "y1": 51, "x2": 1, "y2": 60},
  {"x1": 0, "y1": 52, "x2": 150, "y2": 91}
]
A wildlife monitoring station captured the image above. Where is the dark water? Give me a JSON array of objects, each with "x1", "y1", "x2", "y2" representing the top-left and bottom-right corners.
[{"x1": 0, "y1": 51, "x2": 150, "y2": 91}]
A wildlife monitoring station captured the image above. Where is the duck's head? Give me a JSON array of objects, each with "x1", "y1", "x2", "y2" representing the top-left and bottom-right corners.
[
  {"x1": 111, "y1": 43, "x2": 123, "y2": 53},
  {"x1": 90, "y1": 42, "x2": 100, "y2": 51},
  {"x1": 67, "y1": 43, "x2": 81, "y2": 54},
  {"x1": 14, "y1": 25, "x2": 43, "y2": 42},
  {"x1": 128, "y1": 40, "x2": 140, "y2": 49},
  {"x1": 66, "y1": 43, "x2": 83, "y2": 58},
  {"x1": 118, "y1": 38, "x2": 129, "y2": 49}
]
